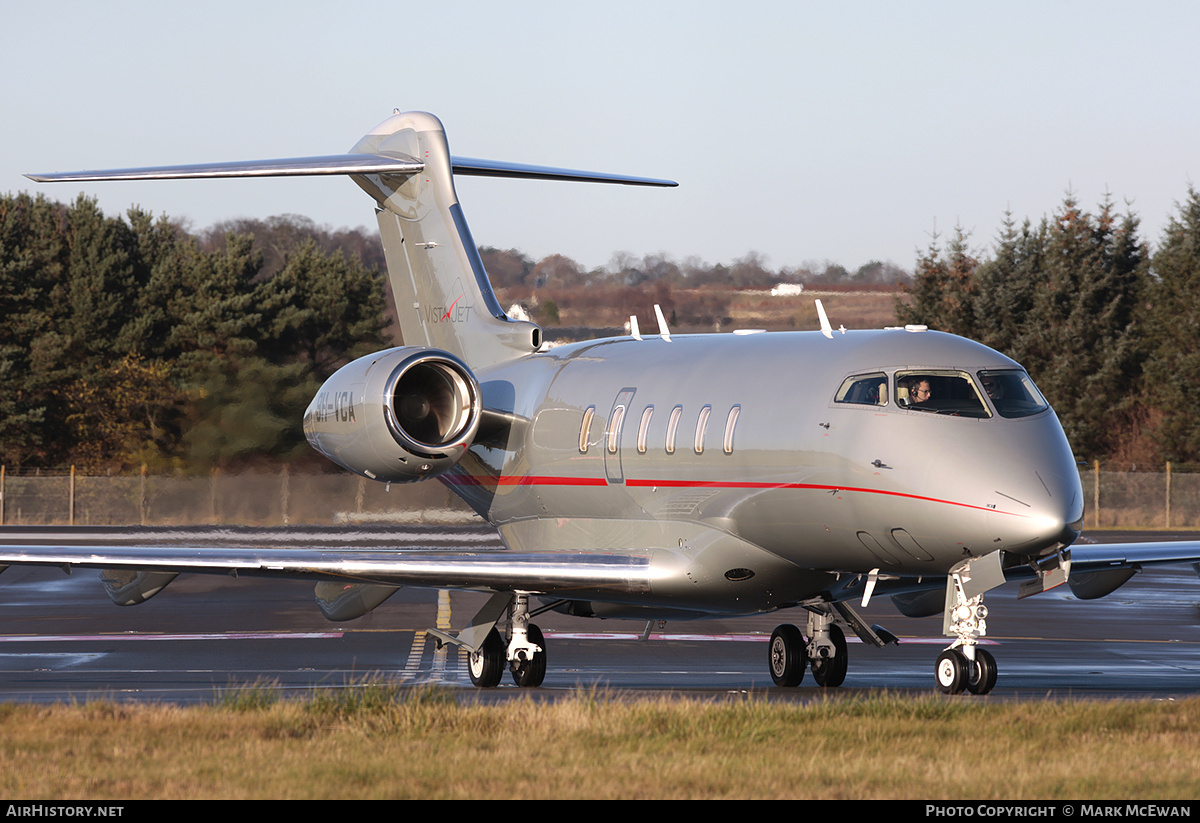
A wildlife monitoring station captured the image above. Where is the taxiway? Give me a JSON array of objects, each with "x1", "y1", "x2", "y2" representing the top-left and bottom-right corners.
[{"x1": 0, "y1": 526, "x2": 1196, "y2": 703}]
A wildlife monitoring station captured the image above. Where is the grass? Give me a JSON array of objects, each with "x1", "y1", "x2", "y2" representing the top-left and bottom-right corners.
[{"x1": 2, "y1": 686, "x2": 1199, "y2": 799}]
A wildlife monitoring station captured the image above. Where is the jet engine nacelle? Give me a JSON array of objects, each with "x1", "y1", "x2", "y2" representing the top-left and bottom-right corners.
[{"x1": 303, "y1": 346, "x2": 481, "y2": 482}]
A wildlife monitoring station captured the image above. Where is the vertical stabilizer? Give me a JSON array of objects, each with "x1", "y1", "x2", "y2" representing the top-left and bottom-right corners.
[{"x1": 349, "y1": 112, "x2": 542, "y2": 367}]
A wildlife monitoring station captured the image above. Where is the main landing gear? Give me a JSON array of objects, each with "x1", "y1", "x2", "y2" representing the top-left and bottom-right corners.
[
  {"x1": 462, "y1": 592, "x2": 548, "y2": 688},
  {"x1": 769, "y1": 608, "x2": 849, "y2": 688}
]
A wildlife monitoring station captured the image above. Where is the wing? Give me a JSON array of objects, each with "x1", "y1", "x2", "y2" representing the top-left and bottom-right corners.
[
  {"x1": 0, "y1": 545, "x2": 651, "y2": 593},
  {"x1": 817, "y1": 537, "x2": 1200, "y2": 621},
  {"x1": 1067, "y1": 539, "x2": 1200, "y2": 569},
  {"x1": 0, "y1": 524, "x2": 667, "y2": 647},
  {"x1": 0, "y1": 527, "x2": 654, "y2": 605}
]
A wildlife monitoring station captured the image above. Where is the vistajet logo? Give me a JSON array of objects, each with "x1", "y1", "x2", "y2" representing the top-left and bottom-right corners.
[{"x1": 423, "y1": 278, "x2": 474, "y2": 324}]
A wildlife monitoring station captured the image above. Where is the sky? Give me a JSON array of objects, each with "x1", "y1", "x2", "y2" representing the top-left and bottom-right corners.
[{"x1": 4, "y1": 1, "x2": 1200, "y2": 274}]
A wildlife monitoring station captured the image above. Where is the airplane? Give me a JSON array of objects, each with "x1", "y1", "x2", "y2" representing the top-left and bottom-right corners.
[{"x1": 12, "y1": 109, "x2": 1200, "y2": 694}]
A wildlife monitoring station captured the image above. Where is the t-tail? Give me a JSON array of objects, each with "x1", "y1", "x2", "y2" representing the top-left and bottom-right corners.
[
  {"x1": 27, "y1": 110, "x2": 675, "y2": 484},
  {"x1": 27, "y1": 109, "x2": 676, "y2": 368},
  {"x1": 353, "y1": 111, "x2": 539, "y2": 366}
]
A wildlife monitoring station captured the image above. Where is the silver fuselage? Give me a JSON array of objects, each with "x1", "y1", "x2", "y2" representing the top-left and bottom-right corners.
[
  {"x1": 438, "y1": 328, "x2": 1082, "y2": 615},
  {"x1": 22, "y1": 109, "x2": 1086, "y2": 625}
]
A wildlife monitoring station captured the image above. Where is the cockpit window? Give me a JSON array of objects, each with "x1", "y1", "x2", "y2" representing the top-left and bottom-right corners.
[
  {"x1": 896, "y1": 371, "x2": 991, "y2": 418},
  {"x1": 977, "y1": 370, "x2": 1050, "y2": 418},
  {"x1": 834, "y1": 372, "x2": 889, "y2": 406}
]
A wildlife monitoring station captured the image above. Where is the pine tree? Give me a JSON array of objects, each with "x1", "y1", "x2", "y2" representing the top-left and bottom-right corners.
[
  {"x1": 256, "y1": 240, "x2": 389, "y2": 378},
  {"x1": 972, "y1": 213, "x2": 1045, "y2": 362},
  {"x1": 1142, "y1": 187, "x2": 1200, "y2": 461},
  {"x1": 896, "y1": 225, "x2": 977, "y2": 336},
  {"x1": 0, "y1": 193, "x2": 68, "y2": 464},
  {"x1": 1014, "y1": 195, "x2": 1147, "y2": 459}
]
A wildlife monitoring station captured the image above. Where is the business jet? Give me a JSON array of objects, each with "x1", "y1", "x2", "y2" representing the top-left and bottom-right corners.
[{"x1": 15, "y1": 110, "x2": 1200, "y2": 694}]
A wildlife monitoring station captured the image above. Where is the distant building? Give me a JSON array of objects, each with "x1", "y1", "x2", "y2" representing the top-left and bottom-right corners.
[{"x1": 769, "y1": 283, "x2": 805, "y2": 297}]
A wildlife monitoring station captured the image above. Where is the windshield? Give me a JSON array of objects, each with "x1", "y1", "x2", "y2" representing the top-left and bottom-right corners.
[
  {"x1": 896, "y1": 371, "x2": 990, "y2": 419},
  {"x1": 977, "y1": 370, "x2": 1050, "y2": 418}
]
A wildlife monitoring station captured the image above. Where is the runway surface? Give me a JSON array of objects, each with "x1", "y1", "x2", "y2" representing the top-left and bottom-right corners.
[{"x1": 0, "y1": 526, "x2": 1197, "y2": 703}]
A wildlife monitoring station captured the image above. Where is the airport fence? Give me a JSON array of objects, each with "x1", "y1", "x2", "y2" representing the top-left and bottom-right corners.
[
  {"x1": 1079, "y1": 461, "x2": 1200, "y2": 530},
  {"x1": 2, "y1": 463, "x2": 1199, "y2": 529},
  {"x1": 0, "y1": 466, "x2": 475, "y2": 526}
]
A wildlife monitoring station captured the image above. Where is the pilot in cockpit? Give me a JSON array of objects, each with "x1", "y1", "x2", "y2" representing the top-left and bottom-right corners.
[
  {"x1": 900, "y1": 377, "x2": 933, "y2": 409},
  {"x1": 981, "y1": 376, "x2": 1003, "y2": 402}
]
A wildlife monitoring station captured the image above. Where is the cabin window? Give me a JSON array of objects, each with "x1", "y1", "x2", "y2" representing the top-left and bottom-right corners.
[
  {"x1": 977, "y1": 370, "x2": 1050, "y2": 418},
  {"x1": 835, "y1": 372, "x2": 889, "y2": 406},
  {"x1": 895, "y1": 371, "x2": 990, "y2": 419},
  {"x1": 637, "y1": 406, "x2": 654, "y2": 454},
  {"x1": 694, "y1": 405, "x2": 711, "y2": 454},
  {"x1": 665, "y1": 405, "x2": 683, "y2": 454},
  {"x1": 723, "y1": 405, "x2": 740, "y2": 454},
  {"x1": 607, "y1": 405, "x2": 626, "y2": 454},
  {"x1": 579, "y1": 406, "x2": 595, "y2": 453}
]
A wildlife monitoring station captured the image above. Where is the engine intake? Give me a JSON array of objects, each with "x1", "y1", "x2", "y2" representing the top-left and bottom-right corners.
[
  {"x1": 304, "y1": 347, "x2": 481, "y2": 482},
  {"x1": 385, "y1": 356, "x2": 478, "y2": 459}
]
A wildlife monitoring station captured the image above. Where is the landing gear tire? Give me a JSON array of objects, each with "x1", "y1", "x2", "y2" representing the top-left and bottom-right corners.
[
  {"x1": 966, "y1": 647, "x2": 998, "y2": 695},
  {"x1": 810, "y1": 623, "x2": 848, "y2": 688},
  {"x1": 468, "y1": 628, "x2": 505, "y2": 688},
  {"x1": 769, "y1": 624, "x2": 807, "y2": 687},
  {"x1": 935, "y1": 649, "x2": 969, "y2": 695},
  {"x1": 509, "y1": 623, "x2": 547, "y2": 688}
]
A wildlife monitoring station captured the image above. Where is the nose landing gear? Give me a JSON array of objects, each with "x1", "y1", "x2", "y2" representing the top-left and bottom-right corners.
[
  {"x1": 936, "y1": 553, "x2": 1006, "y2": 695},
  {"x1": 936, "y1": 645, "x2": 998, "y2": 695}
]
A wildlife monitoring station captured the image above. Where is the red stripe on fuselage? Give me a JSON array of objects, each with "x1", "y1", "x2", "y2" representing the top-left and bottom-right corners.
[{"x1": 443, "y1": 474, "x2": 1027, "y2": 517}]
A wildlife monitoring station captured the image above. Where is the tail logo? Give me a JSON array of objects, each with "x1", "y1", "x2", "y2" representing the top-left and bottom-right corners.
[{"x1": 423, "y1": 278, "x2": 474, "y2": 325}]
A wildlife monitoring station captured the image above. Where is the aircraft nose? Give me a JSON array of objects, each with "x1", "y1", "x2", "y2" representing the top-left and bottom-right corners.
[
  {"x1": 980, "y1": 472, "x2": 1079, "y2": 557},
  {"x1": 992, "y1": 449, "x2": 1083, "y2": 556},
  {"x1": 1032, "y1": 472, "x2": 1083, "y2": 546}
]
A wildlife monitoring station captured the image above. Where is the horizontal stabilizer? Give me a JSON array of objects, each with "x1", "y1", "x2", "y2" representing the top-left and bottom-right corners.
[
  {"x1": 27, "y1": 155, "x2": 676, "y2": 187},
  {"x1": 450, "y1": 157, "x2": 677, "y2": 187},
  {"x1": 25, "y1": 153, "x2": 424, "y2": 183}
]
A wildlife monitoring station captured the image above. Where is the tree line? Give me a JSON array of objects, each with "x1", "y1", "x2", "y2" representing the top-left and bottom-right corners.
[
  {"x1": 897, "y1": 188, "x2": 1200, "y2": 464},
  {"x1": 480, "y1": 247, "x2": 910, "y2": 291},
  {"x1": 0, "y1": 194, "x2": 389, "y2": 472},
  {"x1": 7, "y1": 185, "x2": 1200, "y2": 473}
]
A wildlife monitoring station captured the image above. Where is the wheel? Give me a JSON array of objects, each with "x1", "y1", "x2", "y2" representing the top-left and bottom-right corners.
[
  {"x1": 966, "y1": 647, "x2": 998, "y2": 695},
  {"x1": 810, "y1": 623, "x2": 848, "y2": 688},
  {"x1": 768, "y1": 624, "x2": 807, "y2": 686},
  {"x1": 468, "y1": 628, "x2": 505, "y2": 688},
  {"x1": 509, "y1": 623, "x2": 547, "y2": 688},
  {"x1": 935, "y1": 649, "x2": 969, "y2": 694}
]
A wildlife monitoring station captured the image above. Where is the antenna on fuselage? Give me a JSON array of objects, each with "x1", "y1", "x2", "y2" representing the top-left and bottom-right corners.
[
  {"x1": 653, "y1": 304, "x2": 672, "y2": 342},
  {"x1": 815, "y1": 299, "x2": 846, "y2": 339},
  {"x1": 629, "y1": 315, "x2": 643, "y2": 341},
  {"x1": 816, "y1": 299, "x2": 833, "y2": 338}
]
